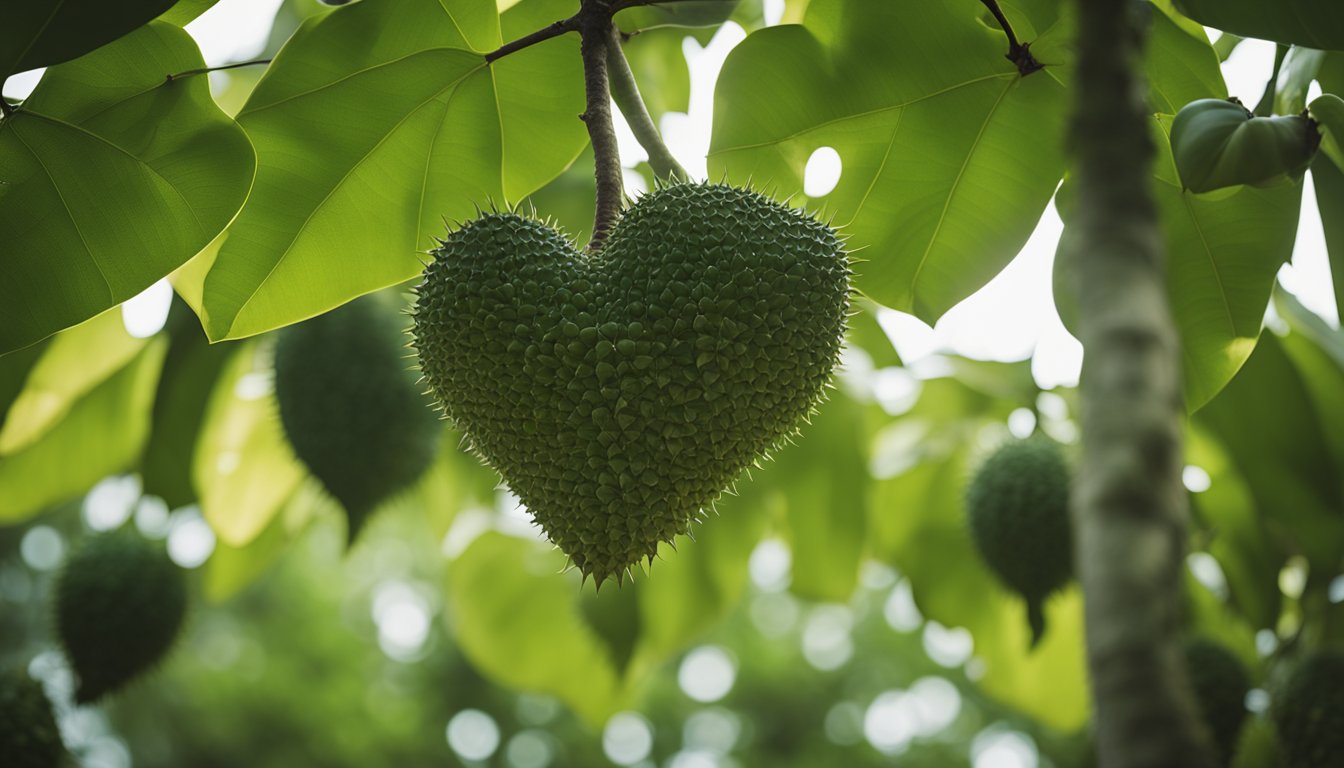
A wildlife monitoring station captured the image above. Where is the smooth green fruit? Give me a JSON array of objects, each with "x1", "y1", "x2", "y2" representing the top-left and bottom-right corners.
[
  {"x1": 1185, "y1": 638, "x2": 1251, "y2": 766},
  {"x1": 0, "y1": 670, "x2": 64, "y2": 768},
  {"x1": 55, "y1": 530, "x2": 187, "y2": 703},
  {"x1": 1171, "y1": 98, "x2": 1319, "y2": 193},
  {"x1": 414, "y1": 183, "x2": 849, "y2": 585},
  {"x1": 274, "y1": 295, "x2": 441, "y2": 543},
  {"x1": 966, "y1": 437, "x2": 1073, "y2": 647},
  {"x1": 1273, "y1": 651, "x2": 1344, "y2": 767}
]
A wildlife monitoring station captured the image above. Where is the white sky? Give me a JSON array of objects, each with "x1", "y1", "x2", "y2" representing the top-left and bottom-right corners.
[{"x1": 2, "y1": 2, "x2": 1336, "y2": 390}]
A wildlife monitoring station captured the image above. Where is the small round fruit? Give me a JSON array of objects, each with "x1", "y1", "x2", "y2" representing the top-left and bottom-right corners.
[
  {"x1": 1273, "y1": 650, "x2": 1344, "y2": 767},
  {"x1": 0, "y1": 670, "x2": 64, "y2": 767},
  {"x1": 1185, "y1": 638, "x2": 1251, "y2": 765},
  {"x1": 966, "y1": 437, "x2": 1073, "y2": 646},
  {"x1": 55, "y1": 529, "x2": 187, "y2": 704}
]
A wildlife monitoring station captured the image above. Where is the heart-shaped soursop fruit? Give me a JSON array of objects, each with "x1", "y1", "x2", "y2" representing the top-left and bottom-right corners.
[
  {"x1": 274, "y1": 295, "x2": 442, "y2": 543},
  {"x1": 414, "y1": 183, "x2": 850, "y2": 585}
]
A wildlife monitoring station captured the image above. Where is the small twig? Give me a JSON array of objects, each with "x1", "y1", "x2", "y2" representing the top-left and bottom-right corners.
[
  {"x1": 978, "y1": 0, "x2": 1043, "y2": 76},
  {"x1": 606, "y1": 25, "x2": 687, "y2": 182},
  {"x1": 611, "y1": 0, "x2": 724, "y2": 12},
  {"x1": 484, "y1": 13, "x2": 582, "y2": 63},
  {"x1": 579, "y1": 1, "x2": 624, "y2": 250},
  {"x1": 166, "y1": 58, "x2": 272, "y2": 82}
]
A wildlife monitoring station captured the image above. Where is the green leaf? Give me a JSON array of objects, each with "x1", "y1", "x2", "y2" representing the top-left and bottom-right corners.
[
  {"x1": 1309, "y1": 93, "x2": 1344, "y2": 169},
  {"x1": 446, "y1": 532, "x2": 623, "y2": 727},
  {"x1": 193, "y1": 339, "x2": 306, "y2": 547},
  {"x1": 158, "y1": 0, "x2": 221, "y2": 26},
  {"x1": 1277, "y1": 47, "x2": 1326, "y2": 116},
  {"x1": 1310, "y1": 155, "x2": 1344, "y2": 317},
  {"x1": 846, "y1": 300, "x2": 901, "y2": 368},
  {"x1": 195, "y1": 0, "x2": 587, "y2": 341},
  {"x1": 616, "y1": 29, "x2": 693, "y2": 118},
  {"x1": 1196, "y1": 331, "x2": 1344, "y2": 574},
  {"x1": 0, "y1": 343, "x2": 49, "y2": 433},
  {"x1": 1, "y1": 0, "x2": 176, "y2": 76},
  {"x1": 0, "y1": 22, "x2": 256, "y2": 355},
  {"x1": 708, "y1": 0, "x2": 1068, "y2": 322},
  {"x1": 0, "y1": 340, "x2": 167, "y2": 523},
  {"x1": 0, "y1": 308, "x2": 147, "y2": 454},
  {"x1": 141, "y1": 298, "x2": 235, "y2": 508},
  {"x1": 767, "y1": 392, "x2": 868, "y2": 602},
  {"x1": 201, "y1": 481, "x2": 322, "y2": 602},
  {"x1": 1171, "y1": 0, "x2": 1344, "y2": 51}
]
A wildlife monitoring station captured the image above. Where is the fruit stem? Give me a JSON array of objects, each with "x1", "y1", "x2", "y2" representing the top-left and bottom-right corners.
[
  {"x1": 606, "y1": 25, "x2": 688, "y2": 182},
  {"x1": 977, "y1": 0, "x2": 1043, "y2": 76},
  {"x1": 1067, "y1": 0, "x2": 1215, "y2": 765},
  {"x1": 579, "y1": 0, "x2": 625, "y2": 251}
]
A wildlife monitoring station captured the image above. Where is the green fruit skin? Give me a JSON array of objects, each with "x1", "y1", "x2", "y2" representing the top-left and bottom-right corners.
[
  {"x1": 1171, "y1": 98, "x2": 1319, "y2": 193},
  {"x1": 274, "y1": 294, "x2": 442, "y2": 542},
  {"x1": 0, "y1": 670, "x2": 64, "y2": 768},
  {"x1": 966, "y1": 437, "x2": 1073, "y2": 603},
  {"x1": 1274, "y1": 651, "x2": 1344, "y2": 767},
  {"x1": 1185, "y1": 639, "x2": 1251, "y2": 766},
  {"x1": 413, "y1": 183, "x2": 849, "y2": 584},
  {"x1": 54, "y1": 530, "x2": 187, "y2": 704}
]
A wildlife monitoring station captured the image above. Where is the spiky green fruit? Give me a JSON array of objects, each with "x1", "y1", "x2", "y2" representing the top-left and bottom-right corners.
[
  {"x1": 54, "y1": 530, "x2": 187, "y2": 704},
  {"x1": 1273, "y1": 651, "x2": 1344, "y2": 767},
  {"x1": 413, "y1": 183, "x2": 849, "y2": 585},
  {"x1": 0, "y1": 670, "x2": 64, "y2": 767},
  {"x1": 966, "y1": 437, "x2": 1073, "y2": 646},
  {"x1": 1185, "y1": 639, "x2": 1251, "y2": 766},
  {"x1": 274, "y1": 295, "x2": 442, "y2": 542}
]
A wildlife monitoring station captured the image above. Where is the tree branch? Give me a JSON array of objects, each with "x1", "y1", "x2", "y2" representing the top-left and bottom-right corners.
[
  {"x1": 605, "y1": 25, "x2": 687, "y2": 182},
  {"x1": 978, "y1": 0, "x2": 1043, "y2": 75},
  {"x1": 484, "y1": 14, "x2": 581, "y2": 64},
  {"x1": 1067, "y1": 1, "x2": 1215, "y2": 766},
  {"x1": 579, "y1": 1, "x2": 624, "y2": 250}
]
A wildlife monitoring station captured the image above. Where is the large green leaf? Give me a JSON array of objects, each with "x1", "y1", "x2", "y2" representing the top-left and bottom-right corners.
[
  {"x1": 0, "y1": 22, "x2": 256, "y2": 355},
  {"x1": 0, "y1": 340, "x2": 167, "y2": 523},
  {"x1": 1056, "y1": 14, "x2": 1302, "y2": 410},
  {"x1": 446, "y1": 532, "x2": 623, "y2": 727},
  {"x1": 0, "y1": 308, "x2": 147, "y2": 454},
  {"x1": 1171, "y1": 0, "x2": 1344, "y2": 51},
  {"x1": 1, "y1": 0, "x2": 175, "y2": 76},
  {"x1": 1196, "y1": 331, "x2": 1344, "y2": 573},
  {"x1": 708, "y1": 0, "x2": 1068, "y2": 321},
  {"x1": 193, "y1": 339, "x2": 306, "y2": 547},
  {"x1": 194, "y1": 0, "x2": 587, "y2": 341}
]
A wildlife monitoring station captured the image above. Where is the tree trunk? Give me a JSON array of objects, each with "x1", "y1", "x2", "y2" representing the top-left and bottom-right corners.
[{"x1": 1066, "y1": 1, "x2": 1216, "y2": 766}]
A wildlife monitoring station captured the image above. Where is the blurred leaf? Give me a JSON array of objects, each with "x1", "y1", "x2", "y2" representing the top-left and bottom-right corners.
[
  {"x1": 846, "y1": 301, "x2": 901, "y2": 368},
  {"x1": 1276, "y1": 48, "x2": 1326, "y2": 116},
  {"x1": 629, "y1": 480, "x2": 769, "y2": 679},
  {"x1": 1183, "y1": 568, "x2": 1261, "y2": 675},
  {"x1": 709, "y1": 0, "x2": 1068, "y2": 322},
  {"x1": 1196, "y1": 332, "x2": 1344, "y2": 573},
  {"x1": 616, "y1": 29, "x2": 692, "y2": 119},
  {"x1": 2, "y1": 0, "x2": 175, "y2": 76},
  {"x1": 1230, "y1": 715, "x2": 1282, "y2": 768},
  {"x1": 0, "y1": 342, "x2": 49, "y2": 433},
  {"x1": 446, "y1": 531, "x2": 623, "y2": 727},
  {"x1": 616, "y1": 0, "x2": 738, "y2": 31},
  {"x1": 0, "y1": 308, "x2": 146, "y2": 454},
  {"x1": 390, "y1": 429, "x2": 502, "y2": 541},
  {"x1": 521, "y1": 145, "x2": 598, "y2": 247},
  {"x1": 159, "y1": 0, "x2": 221, "y2": 25},
  {"x1": 1312, "y1": 156, "x2": 1344, "y2": 317},
  {"x1": 202, "y1": 481, "x2": 323, "y2": 602},
  {"x1": 1171, "y1": 0, "x2": 1344, "y2": 50},
  {"x1": 0, "y1": 22, "x2": 256, "y2": 354},
  {"x1": 580, "y1": 581, "x2": 642, "y2": 678},
  {"x1": 767, "y1": 392, "x2": 868, "y2": 602},
  {"x1": 1309, "y1": 94, "x2": 1344, "y2": 169},
  {"x1": 194, "y1": 339, "x2": 306, "y2": 547},
  {"x1": 195, "y1": 0, "x2": 586, "y2": 341},
  {"x1": 141, "y1": 298, "x2": 235, "y2": 508},
  {"x1": 1187, "y1": 427, "x2": 1284, "y2": 630},
  {"x1": 0, "y1": 340, "x2": 167, "y2": 523}
]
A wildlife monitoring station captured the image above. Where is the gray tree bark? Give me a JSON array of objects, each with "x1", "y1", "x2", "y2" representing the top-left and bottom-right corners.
[{"x1": 1066, "y1": 1, "x2": 1216, "y2": 766}]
